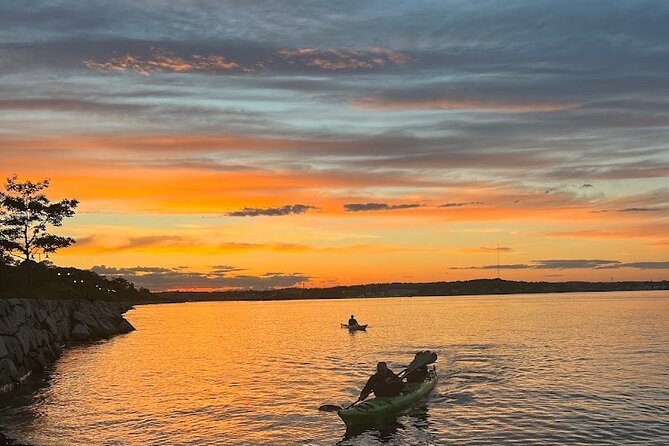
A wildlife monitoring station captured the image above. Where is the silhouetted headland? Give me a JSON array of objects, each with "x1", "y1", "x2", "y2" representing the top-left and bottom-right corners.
[{"x1": 156, "y1": 278, "x2": 669, "y2": 303}]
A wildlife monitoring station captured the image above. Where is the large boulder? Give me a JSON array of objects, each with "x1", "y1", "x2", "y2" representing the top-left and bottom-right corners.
[
  {"x1": 0, "y1": 336, "x2": 8, "y2": 358},
  {"x1": 12, "y1": 305, "x2": 27, "y2": 326},
  {"x1": 116, "y1": 318, "x2": 136, "y2": 334},
  {"x1": 26, "y1": 349, "x2": 51, "y2": 372},
  {"x1": 0, "y1": 313, "x2": 19, "y2": 336},
  {"x1": 44, "y1": 314, "x2": 59, "y2": 334},
  {"x1": 36, "y1": 307, "x2": 49, "y2": 323},
  {"x1": 90, "y1": 321, "x2": 116, "y2": 338},
  {"x1": 0, "y1": 357, "x2": 19, "y2": 385},
  {"x1": 72, "y1": 310, "x2": 96, "y2": 328},
  {"x1": 15, "y1": 325, "x2": 34, "y2": 355},
  {"x1": 71, "y1": 323, "x2": 93, "y2": 341},
  {"x1": 1, "y1": 336, "x2": 23, "y2": 364}
]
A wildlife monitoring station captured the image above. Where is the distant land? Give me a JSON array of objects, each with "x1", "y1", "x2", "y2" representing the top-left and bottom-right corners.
[{"x1": 154, "y1": 278, "x2": 669, "y2": 303}]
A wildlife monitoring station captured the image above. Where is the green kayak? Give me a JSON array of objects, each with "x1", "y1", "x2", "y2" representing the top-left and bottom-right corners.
[
  {"x1": 338, "y1": 367, "x2": 437, "y2": 426},
  {"x1": 341, "y1": 323, "x2": 368, "y2": 331}
]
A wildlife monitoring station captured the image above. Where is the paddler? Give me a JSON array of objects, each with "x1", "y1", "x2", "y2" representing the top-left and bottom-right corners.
[
  {"x1": 359, "y1": 362, "x2": 404, "y2": 400},
  {"x1": 348, "y1": 314, "x2": 359, "y2": 326}
]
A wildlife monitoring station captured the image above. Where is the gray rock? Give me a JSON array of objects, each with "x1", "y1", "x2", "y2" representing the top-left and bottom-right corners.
[
  {"x1": 0, "y1": 313, "x2": 19, "y2": 336},
  {"x1": 15, "y1": 364, "x2": 31, "y2": 383},
  {"x1": 116, "y1": 318, "x2": 136, "y2": 334},
  {"x1": 15, "y1": 325, "x2": 34, "y2": 355},
  {"x1": 71, "y1": 323, "x2": 93, "y2": 341},
  {"x1": 37, "y1": 308, "x2": 49, "y2": 323},
  {"x1": 0, "y1": 336, "x2": 8, "y2": 358},
  {"x1": 1, "y1": 336, "x2": 23, "y2": 364},
  {"x1": 26, "y1": 349, "x2": 50, "y2": 371},
  {"x1": 73, "y1": 310, "x2": 96, "y2": 328},
  {"x1": 44, "y1": 315, "x2": 58, "y2": 333},
  {"x1": 91, "y1": 321, "x2": 115, "y2": 337},
  {"x1": 0, "y1": 357, "x2": 19, "y2": 383},
  {"x1": 12, "y1": 305, "x2": 27, "y2": 325},
  {"x1": 1, "y1": 298, "x2": 136, "y2": 394}
]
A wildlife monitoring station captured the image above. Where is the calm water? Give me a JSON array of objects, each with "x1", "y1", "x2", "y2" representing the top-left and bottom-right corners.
[{"x1": 1, "y1": 291, "x2": 668, "y2": 445}]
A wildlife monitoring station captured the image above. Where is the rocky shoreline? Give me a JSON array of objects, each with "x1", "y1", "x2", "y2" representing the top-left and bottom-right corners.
[{"x1": 0, "y1": 298, "x2": 136, "y2": 445}]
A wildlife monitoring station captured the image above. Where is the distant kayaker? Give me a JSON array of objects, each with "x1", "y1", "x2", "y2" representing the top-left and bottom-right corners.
[
  {"x1": 359, "y1": 362, "x2": 404, "y2": 400},
  {"x1": 348, "y1": 315, "x2": 359, "y2": 326}
]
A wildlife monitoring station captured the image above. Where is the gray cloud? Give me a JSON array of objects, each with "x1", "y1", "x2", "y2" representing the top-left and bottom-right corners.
[
  {"x1": 620, "y1": 207, "x2": 665, "y2": 212},
  {"x1": 440, "y1": 201, "x2": 484, "y2": 208},
  {"x1": 453, "y1": 259, "x2": 669, "y2": 270},
  {"x1": 615, "y1": 261, "x2": 669, "y2": 269},
  {"x1": 92, "y1": 265, "x2": 174, "y2": 275},
  {"x1": 343, "y1": 203, "x2": 421, "y2": 212},
  {"x1": 1, "y1": 0, "x2": 668, "y2": 243},
  {"x1": 453, "y1": 263, "x2": 530, "y2": 270},
  {"x1": 91, "y1": 265, "x2": 310, "y2": 291},
  {"x1": 227, "y1": 204, "x2": 318, "y2": 217},
  {"x1": 209, "y1": 265, "x2": 246, "y2": 274},
  {"x1": 533, "y1": 259, "x2": 622, "y2": 269}
]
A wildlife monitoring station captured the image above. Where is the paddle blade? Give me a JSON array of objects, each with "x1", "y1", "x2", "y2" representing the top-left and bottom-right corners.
[{"x1": 318, "y1": 404, "x2": 343, "y2": 412}]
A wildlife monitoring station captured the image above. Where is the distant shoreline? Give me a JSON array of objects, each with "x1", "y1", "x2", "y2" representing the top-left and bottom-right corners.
[{"x1": 145, "y1": 278, "x2": 669, "y2": 304}]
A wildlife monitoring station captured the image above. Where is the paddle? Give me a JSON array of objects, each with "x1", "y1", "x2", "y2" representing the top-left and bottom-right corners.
[
  {"x1": 318, "y1": 399, "x2": 360, "y2": 412},
  {"x1": 318, "y1": 350, "x2": 438, "y2": 412}
]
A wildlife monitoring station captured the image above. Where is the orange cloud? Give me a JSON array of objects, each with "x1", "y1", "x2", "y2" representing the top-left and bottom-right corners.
[
  {"x1": 70, "y1": 234, "x2": 311, "y2": 255},
  {"x1": 85, "y1": 50, "x2": 242, "y2": 75},
  {"x1": 64, "y1": 233, "x2": 426, "y2": 259},
  {"x1": 541, "y1": 223, "x2": 669, "y2": 240},
  {"x1": 84, "y1": 47, "x2": 411, "y2": 75}
]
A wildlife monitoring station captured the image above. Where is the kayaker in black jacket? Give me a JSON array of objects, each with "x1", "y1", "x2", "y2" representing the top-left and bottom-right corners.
[
  {"x1": 348, "y1": 315, "x2": 359, "y2": 326},
  {"x1": 359, "y1": 362, "x2": 404, "y2": 400},
  {"x1": 405, "y1": 364, "x2": 429, "y2": 383}
]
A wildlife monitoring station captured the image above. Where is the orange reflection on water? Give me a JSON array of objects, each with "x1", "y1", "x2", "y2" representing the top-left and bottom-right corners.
[{"x1": 2, "y1": 292, "x2": 668, "y2": 445}]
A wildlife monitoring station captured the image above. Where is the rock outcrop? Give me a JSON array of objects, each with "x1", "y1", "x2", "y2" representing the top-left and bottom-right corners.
[{"x1": 0, "y1": 298, "x2": 135, "y2": 393}]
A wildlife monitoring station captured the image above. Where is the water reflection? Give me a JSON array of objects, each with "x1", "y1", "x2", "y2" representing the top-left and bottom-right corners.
[
  {"x1": 339, "y1": 403, "x2": 431, "y2": 445},
  {"x1": 0, "y1": 292, "x2": 667, "y2": 445}
]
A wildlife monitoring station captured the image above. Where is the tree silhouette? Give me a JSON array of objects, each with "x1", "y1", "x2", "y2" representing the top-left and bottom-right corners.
[{"x1": 0, "y1": 175, "x2": 79, "y2": 262}]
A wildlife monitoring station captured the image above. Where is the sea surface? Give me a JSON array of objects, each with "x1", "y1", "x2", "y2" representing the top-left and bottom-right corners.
[{"x1": 1, "y1": 291, "x2": 668, "y2": 445}]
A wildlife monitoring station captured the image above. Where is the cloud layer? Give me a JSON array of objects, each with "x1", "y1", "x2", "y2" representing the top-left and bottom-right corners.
[
  {"x1": 454, "y1": 260, "x2": 669, "y2": 270},
  {"x1": 343, "y1": 203, "x2": 421, "y2": 212},
  {"x1": 227, "y1": 204, "x2": 318, "y2": 217},
  {"x1": 1, "y1": 1, "x2": 668, "y2": 286},
  {"x1": 91, "y1": 265, "x2": 309, "y2": 291}
]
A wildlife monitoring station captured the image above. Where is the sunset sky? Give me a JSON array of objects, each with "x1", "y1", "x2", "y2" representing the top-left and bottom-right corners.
[{"x1": 1, "y1": 1, "x2": 668, "y2": 290}]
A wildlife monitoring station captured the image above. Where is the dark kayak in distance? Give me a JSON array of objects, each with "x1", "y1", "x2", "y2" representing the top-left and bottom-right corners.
[
  {"x1": 338, "y1": 367, "x2": 438, "y2": 427},
  {"x1": 340, "y1": 323, "x2": 368, "y2": 331}
]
